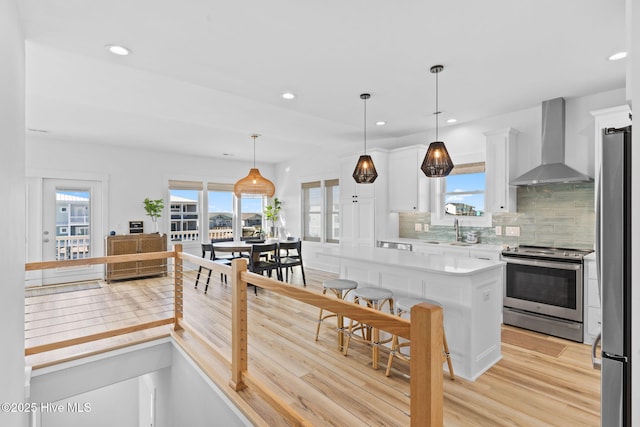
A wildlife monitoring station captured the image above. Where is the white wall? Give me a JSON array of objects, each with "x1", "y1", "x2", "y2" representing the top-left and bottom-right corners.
[
  {"x1": 0, "y1": 1, "x2": 26, "y2": 426},
  {"x1": 40, "y1": 379, "x2": 138, "y2": 427},
  {"x1": 167, "y1": 346, "x2": 250, "y2": 427}
]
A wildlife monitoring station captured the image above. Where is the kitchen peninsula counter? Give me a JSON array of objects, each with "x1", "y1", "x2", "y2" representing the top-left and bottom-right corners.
[{"x1": 317, "y1": 247, "x2": 505, "y2": 380}]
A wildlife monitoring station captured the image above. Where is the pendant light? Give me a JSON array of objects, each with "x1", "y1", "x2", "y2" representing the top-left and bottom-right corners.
[
  {"x1": 233, "y1": 134, "x2": 276, "y2": 197},
  {"x1": 352, "y1": 93, "x2": 378, "y2": 183},
  {"x1": 421, "y1": 65, "x2": 454, "y2": 177}
]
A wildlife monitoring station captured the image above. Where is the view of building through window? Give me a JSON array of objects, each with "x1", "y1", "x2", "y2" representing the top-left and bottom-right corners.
[
  {"x1": 169, "y1": 189, "x2": 200, "y2": 241},
  {"x1": 169, "y1": 187, "x2": 265, "y2": 241},
  {"x1": 444, "y1": 172, "x2": 485, "y2": 216},
  {"x1": 55, "y1": 190, "x2": 91, "y2": 260}
]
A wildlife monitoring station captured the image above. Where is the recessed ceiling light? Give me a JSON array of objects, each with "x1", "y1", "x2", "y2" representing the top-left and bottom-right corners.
[
  {"x1": 447, "y1": 118, "x2": 457, "y2": 124},
  {"x1": 608, "y1": 51, "x2": 627, "y2": 61},
  {"x1": 375, "y1": 121, "x2": 386, "y2": 126},
  {"x1": 281, "y1": 92, "x2": 295, "y2": 100},
  {"x1": 106, "y1": 44, "x2": 131, "y2": 56}
]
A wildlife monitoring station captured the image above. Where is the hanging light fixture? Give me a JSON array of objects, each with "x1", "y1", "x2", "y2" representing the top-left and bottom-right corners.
[
  {"x1": 352, "y1": 93, "x2": 378, "y2": 183},
  {"x1": 421, "y1": 65, "x2": 454, "y2": 177},
  {"x1": 233, "y1": 134, "x2": 276, "y2": 197}
]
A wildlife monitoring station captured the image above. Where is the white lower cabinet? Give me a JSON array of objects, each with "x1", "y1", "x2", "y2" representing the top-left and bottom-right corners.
[{"x1": 583, "y1": 255, "x2": 601, "y2": 344}]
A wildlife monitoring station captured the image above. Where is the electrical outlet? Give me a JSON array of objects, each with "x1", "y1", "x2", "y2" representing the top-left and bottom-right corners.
[
  {"x1": 505, "y1": 226, "x2": 520, "y2": 237},
  {"x1": 423, "y1": 224, "x2": 429, "y2": 232},
  {"x1": 495, "y1": 226, "x2": 502, "y2": 236},
  {"x1": 415, "y1": 223, "x2": 422, "y2": 232}
]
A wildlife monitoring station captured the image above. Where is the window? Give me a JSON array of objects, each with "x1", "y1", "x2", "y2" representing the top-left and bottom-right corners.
[
  {"x1": 432, "y1": 162, "x2": 489, "y2": 225},
  {"x1": 207, "y1": 183, "x2": 234, "y2": 240},
  {"x1": 241, "y1": 195, "x2": 264, "y2": 238},
  {"x1": 169, "y1": 180, "x2": 202, "y2": 241},
  {"x1": 325, "y1": 179, "x2": 340, "y2": 243},
  {"x1": 302, "y1": 181, "x2": 322, "y2": 242},
  {"x1": 444, "y1": 162, "x2": 485, "y2": 217},
  {"x1": 302, "y1": 179, "x2": 339, "y2": 243}
]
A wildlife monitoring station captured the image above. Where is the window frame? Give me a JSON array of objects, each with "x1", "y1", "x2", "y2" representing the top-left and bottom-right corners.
[
  {"x1": 324, "y1": 179, "x2": 340, "y2": 244},
  {"x1": 430, "y1": 162, "x2": 492, "y2": 227},
  {"x1": 301, "y1": 179, "x2": 339, "y2": 244},
  {"x1": 301, "y1": 181, "x2": 322, "y2": 242}
]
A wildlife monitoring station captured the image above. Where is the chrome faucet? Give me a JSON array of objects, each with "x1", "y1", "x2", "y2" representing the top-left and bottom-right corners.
[{"x1": 454, "y1": 218, "x2": 461, "y2": 242}]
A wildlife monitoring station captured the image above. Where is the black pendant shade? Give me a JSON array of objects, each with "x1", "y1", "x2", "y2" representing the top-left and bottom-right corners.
[
  {"x1": 353, "y1": 93, "x2": 378, "y2": 183},
  {"x1": 353, "y1": 154, "x2": 378, "y2": 183},
  {"x1": 421, "y1": 65, "x2": 454, "y2": 178},
  {"x1": 420, "y1": 141, "x2": 454, "y2": 177}
]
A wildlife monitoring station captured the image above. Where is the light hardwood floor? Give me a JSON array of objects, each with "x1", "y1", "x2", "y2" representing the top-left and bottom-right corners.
[{"x1": 25, "y1": 267, "x2": 601, "y2": 426}]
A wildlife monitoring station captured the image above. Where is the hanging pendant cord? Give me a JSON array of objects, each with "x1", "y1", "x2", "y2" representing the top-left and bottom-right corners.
[
  {"x1": 435, "y1": 70, "x2": 439, "y2": 141},
  {"x1": 251, "y1": 134, "x2": 257, "y2": 168},
  {"x1": 363, "y1": 97, "x2": 367, "y2": 155}
]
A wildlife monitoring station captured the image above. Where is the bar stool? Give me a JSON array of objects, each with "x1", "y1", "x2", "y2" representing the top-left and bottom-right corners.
[
  {"x1": 385, "y1": 296, "x2": 454, "y2": 379},
  {"x1": 343, "y1": 287, "x2": 394, "y2": 369},
  {"x1": 315, "y1": 279, "x2": 358, "y2": 351}
]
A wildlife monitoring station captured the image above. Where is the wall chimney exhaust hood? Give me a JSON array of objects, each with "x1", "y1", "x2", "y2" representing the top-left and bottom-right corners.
[{"x1": 510, "y1": 97, "x2": 593, "y2": 186}]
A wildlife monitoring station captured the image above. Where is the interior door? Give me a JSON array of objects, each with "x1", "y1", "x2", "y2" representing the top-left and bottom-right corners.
[{"x1": 41, "y1": 179, "x2": 104, "y2": 285}]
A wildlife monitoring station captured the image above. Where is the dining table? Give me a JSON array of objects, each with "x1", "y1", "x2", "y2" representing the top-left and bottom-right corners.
[{"x1": 210, "y1": 240, "x2": 257, "y2": 255}]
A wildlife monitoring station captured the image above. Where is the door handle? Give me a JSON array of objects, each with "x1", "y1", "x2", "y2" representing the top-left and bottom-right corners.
[
  {"x1": 591, "y1": 332, "x2": 602, "y2": 370},
  {"x1": 42, "y1": 238, "x2": 50, "y2": 243}
]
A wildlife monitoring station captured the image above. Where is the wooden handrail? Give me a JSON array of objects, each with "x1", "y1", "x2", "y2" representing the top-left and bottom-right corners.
[{"x1": 25, "y1": 251, "x2": 174, "y2": 271}]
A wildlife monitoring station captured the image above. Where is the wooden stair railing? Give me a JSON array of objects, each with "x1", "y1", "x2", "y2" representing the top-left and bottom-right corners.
[{"x1": 217, "y1": 255, "x2": 444, "y2": 427}]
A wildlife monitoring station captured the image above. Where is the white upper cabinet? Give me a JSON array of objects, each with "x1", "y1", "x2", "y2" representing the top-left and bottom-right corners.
[
  {"x1": 484, "y1": 128, "x2": 518, "y2": 213},
  {"x1": 388, "y1": 145, "x2": 430, "y2": 212}
]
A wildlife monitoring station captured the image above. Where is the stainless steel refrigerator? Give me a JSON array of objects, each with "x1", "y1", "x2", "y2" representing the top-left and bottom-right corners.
[{"x1": 594, "y1": 125, "x2": 632, "y2": 426}]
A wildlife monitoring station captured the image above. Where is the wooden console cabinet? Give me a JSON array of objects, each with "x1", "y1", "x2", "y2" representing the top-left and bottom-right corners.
[{"x1": 105, "y1": 234, "x2": 167, "y2": 283}]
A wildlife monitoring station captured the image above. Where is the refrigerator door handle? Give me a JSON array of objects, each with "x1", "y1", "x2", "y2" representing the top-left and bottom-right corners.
[{"x1": 592, "y1": 332, "x2": 601, "y2": 370}]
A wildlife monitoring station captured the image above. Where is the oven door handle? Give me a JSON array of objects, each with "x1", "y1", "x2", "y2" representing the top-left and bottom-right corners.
[{"x1": 502, "y1": 256, "x2": 582, "y2": 270}]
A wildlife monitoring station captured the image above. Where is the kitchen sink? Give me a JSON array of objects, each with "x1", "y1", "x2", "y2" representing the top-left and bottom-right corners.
[
  {"x1": 449, "y1": 242, "x2": 471, "y2": 246},
  {"x1": 424, "y1": 241, "x2": 440, "y2": 244}
]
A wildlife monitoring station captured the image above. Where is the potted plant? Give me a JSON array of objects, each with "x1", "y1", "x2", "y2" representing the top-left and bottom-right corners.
[
  {"x1": 264, "y1": 197, "x2": 282, "y2": 239},
  {"x1": 143, "y1": 198, "x2": 164, "y2": 233}
]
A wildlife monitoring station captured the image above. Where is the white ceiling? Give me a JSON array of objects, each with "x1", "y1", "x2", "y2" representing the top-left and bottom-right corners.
[{"x1": 20, "y1": 0, "x2": 627, "y2": 164}]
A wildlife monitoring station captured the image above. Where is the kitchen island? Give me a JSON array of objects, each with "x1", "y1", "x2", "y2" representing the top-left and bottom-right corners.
[{"x1": 317, "y1": 246, "x2": 505, "y2": 381}]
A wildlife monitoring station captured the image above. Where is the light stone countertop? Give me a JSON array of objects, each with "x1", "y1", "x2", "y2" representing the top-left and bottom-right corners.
[{"x1": 319, "y1": 246, "x2": 504, "y2": 277}]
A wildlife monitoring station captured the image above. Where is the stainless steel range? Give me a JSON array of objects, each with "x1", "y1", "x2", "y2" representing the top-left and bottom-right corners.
[{"x1": 501, "y1": 245, "x2": 594, "y2": 342}]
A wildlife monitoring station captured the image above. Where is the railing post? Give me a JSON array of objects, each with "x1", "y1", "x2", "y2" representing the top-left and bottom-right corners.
[
  {"x1": 173, "y1": 243, "x2": 183, "y2": 331},
  {"x1": 229, "y1": 257, "x2": 248, "y2": 391},
  {"x1": 410, "y1": 302, "x2": 444, "y2": 427}
]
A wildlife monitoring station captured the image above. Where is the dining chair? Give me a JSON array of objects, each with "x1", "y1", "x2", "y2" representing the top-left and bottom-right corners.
[
  {"x1": 247, "y1": 242, "x2": 282, "y2": 294},
  {"x1": 194, "y1": 243, "x2": 232, "y2": 294},
  {"x1": 278, "y1": 240, "x2": 306, "y2": 285}
]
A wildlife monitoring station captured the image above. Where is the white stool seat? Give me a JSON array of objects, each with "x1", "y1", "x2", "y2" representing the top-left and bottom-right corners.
[
  {"x1": 323, "y1": 279, "x2": 358, "y2": 291},
  {"x1": 354, "y1": 287, "x2": 393, "y2": 302},
  {"x1": 395, "y1": 297, "x2": 441, "y2": 314}
]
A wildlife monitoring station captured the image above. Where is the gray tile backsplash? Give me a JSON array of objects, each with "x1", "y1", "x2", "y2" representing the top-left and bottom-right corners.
[{"x1": 399, "y1": 183, "x2": 594, "y2": 249}]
